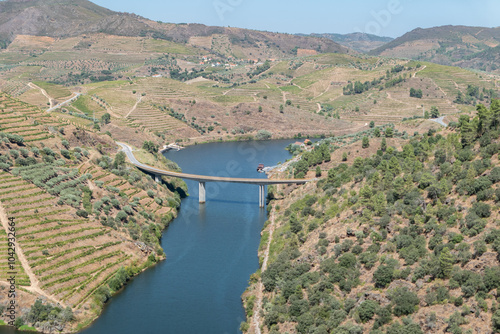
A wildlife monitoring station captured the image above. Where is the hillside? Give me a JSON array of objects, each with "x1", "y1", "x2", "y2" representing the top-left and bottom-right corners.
[
  {"x1": 1, "y1": 1, "x2": 500, "y2": 332},
  {"x1": 303, "y1": 33, "x2": 393, "y2": 53},
  {"x1": 242, "y1": 101, "x2": 500, "y2": 334},
  {"x1": 0, "y1": 0, "x2": 149, "y2": 45},
  {"x1": 1, "y1": 6, "x2": 498, "y2": 149},
  {"x1": 457, "y1": 45, "x2": 500, "y2": 73},
  {"x1": 370, "y1": 25, "x2": 500, "y2": 73},
  {"x1": 1, "y1": 34, "x2": 498, "y2": 146},
  {"x1": 0, "y1": 92, "x2": 186, "y2": 332},
  {"x1": 0, "y1": 0, "x2": 350, "y2": 57}
]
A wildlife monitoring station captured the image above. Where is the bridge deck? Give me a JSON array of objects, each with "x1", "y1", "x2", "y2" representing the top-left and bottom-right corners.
[{"x1": 117, "y1": 142, "x2": 313, "y2": 185}]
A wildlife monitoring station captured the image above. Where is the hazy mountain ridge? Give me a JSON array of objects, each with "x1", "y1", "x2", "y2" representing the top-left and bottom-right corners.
[
  {"x1": 0, "y1": 0, "x2": 350, "y2": 56},
  {"x1": 0, "y1": 0, "x2": 150, "y2": 43},
  {"x1": 370, "y1": 25, "x2": 500, "y2": 73},
  {"x1": 300, "y1": 32, "x2": 393, "y2": 53}
]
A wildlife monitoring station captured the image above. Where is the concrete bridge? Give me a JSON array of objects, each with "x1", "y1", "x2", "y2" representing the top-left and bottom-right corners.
[{"x1": 117, "y1": 142, "x2": 314, "y2": 207}]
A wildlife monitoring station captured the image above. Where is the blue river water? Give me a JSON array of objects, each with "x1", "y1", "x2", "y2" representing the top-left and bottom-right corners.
[
  {"x1": 0, "y1": 139, "x2": 297, "y2": 334},
  {"x1": 79, "y1": 139, "x2": 296, "y2": 334}
]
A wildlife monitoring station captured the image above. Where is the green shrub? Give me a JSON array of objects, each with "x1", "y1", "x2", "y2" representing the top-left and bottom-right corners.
[
  {"x1": 115, "y1": 211, "x2": 128, "y2": 222},
  {"x1": 110, "y1": 198, "x2": 121, "y2": 209},
  {"x1": 106, "y1": 186, "x2": 120, "y2": 193},
  {"x1": 362, "y1": 136, "x2": 369, "y2": 148},
  {"x1": 42, "y1": 147, "x2": 54, "y2": 156},
  {"x1": 472, "y1": 202, "x2": 491, "y2": 218},
  {"x1": 338, "y1": 253, "x2": 357, "y2": 268},
  {"x1": 76, "y1": 209, "x2": 88, "y2": 218},
  {"x1": 123, "y1": 205, "x2": 133, "y2": 215},
  {"x1": 359, "y1": 252, "x2": 378, "y2": 269},
  {"x1": 6, "y1": 133, "x2": 24, "y2": 145},
  {"x1": 60, "y1": 149, "x2": 71, "y2": 159},
  {"x1": 389, "y1": 287, "x2": 419, "y2": 316},
  {"x1": 492, "y1": 309, "x2": 500, "y2": 332},
  {"x1": 240, "y1": 322, "x2": 249, "y2": 332},
  {"x1": 358, "y1": 300, "x2": 378, "y2": 323},
  {"x1": 374, "y1": 265, "x2": 394, "y2": 288},
  {"x1": 9, "y1": 149, "x2": 19, "y2": 159},
  {"x1": 373, "y1": 306, "x2": 392, "y2": 329}
]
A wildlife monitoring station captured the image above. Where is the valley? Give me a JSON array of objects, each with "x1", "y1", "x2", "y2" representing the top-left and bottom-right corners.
[{"x1": 0, "y1": 0, "x2": 499, "y2": 333}]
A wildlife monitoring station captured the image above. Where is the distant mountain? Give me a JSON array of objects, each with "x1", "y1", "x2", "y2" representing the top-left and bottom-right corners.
[
  {"x1": 369, "y1": 25, "x2": 500, "y2": 73},
  {"x1": 457, "y1": 44, "x2": 500, "y2": 73},
  {"x1": 0, "y1": 0, "x2": 150, "y2": 42},
  {"x1": 0, "y1": 0, "x2": 351, "y2": 56},
  {"x1": 301, "y1": 32, "x2": 393, "y2": 53}
]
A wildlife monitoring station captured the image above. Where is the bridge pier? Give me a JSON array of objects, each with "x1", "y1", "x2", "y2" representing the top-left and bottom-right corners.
[
  {"x1": 199, "y1": 182, "x2": 206, "y2": 204},
  {"x1": 119, "y1": 142, "x2": 313, "y2": 208},
  {"x1": 259, "y1": 185, "x2": 266, "y2": 208}
]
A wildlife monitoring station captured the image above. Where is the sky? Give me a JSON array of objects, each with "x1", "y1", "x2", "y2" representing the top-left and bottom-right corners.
[{"x1": 91, "y1": 0, "x2": 500, "y2": 38}]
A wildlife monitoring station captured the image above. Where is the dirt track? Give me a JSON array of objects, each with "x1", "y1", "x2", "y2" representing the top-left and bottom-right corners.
[
  {"x1": 251, "y1": 197, "x2": 278, "y2": 334},
  {"x1": 0, "y1": 200, "x2": 62, "y2": 306}
]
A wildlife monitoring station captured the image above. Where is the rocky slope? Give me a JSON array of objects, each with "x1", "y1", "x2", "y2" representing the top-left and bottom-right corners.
[
  {"x1": 243, "y1": 101, "x2": 500, "y2": 334},
  {"x1": 370, "y1": 25, "x2": 500, "y2": 73}
]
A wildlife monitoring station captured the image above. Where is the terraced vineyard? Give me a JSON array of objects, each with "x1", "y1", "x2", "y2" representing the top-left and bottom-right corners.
[
  {"x1": 0, "y1": 90, "x2": 175, "y2": 328},
  {"x1": 127, "y1": 101, "x2": 194, "y2": 134},
  {"x1": 0, "y1": 170, "x2": 142, "y2": 308},
  {"x1": 0, "y1": 93, "x2": 63, "y2": 142},
  {"x1": 0, "y1": 228, "x2": 30, "y2": 286},
  {"x1": 79, "y1": 161, "x2": 174, "y2": 217},
  {"x1": 0, "y1": 81, "x2": 30, "y2": 97}
]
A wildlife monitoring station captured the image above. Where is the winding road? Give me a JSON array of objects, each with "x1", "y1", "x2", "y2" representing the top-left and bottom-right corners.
[
  {"x1": 429, "y1": 116, "x2": 447, "y2": 127},
  {"x1": 46, "y1": 93, "x2": 81, "y2": 112},
  {"x1": 28, "y1": 82, "x2": 53, "y2": 107}
]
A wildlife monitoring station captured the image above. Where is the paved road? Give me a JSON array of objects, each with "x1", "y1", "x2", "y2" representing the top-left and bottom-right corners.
[
  {"x1": 117, "y1": 142, "x2": 314, "y2": 185},
  {"x1": 430, "y1": 116, "x2": 447, "y2": 127},
  {"x1": 46, "y1": 93, "x2": 81, "y2": 112}
]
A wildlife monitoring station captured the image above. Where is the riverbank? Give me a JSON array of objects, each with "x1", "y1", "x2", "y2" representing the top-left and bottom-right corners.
[
  {"x1": 0, "y1": 139, "x2": 300, "y2": 334},
  {"x1": 242, "y1": 178, "x2": 319, "y2": 334},
  {"x1": 75, "y1": 139, "x2": 298, "y2": 334},
  {"x1": 72, "y1": 151, "x2": 185, "y2": 333},
  {"x1": 0, "y1": 144, "x2": 184, "y2": 334},
  {"x1": 175, "y1": 132, "x2": 331, "y2": 148}
]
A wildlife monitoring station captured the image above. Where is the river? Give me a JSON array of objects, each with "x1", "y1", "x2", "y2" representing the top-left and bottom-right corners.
[
  {"x1": 1, "y1": 139, "x2": 296, "y2": 334},
  {"x1": 81, "y1": 139, "x2": 295, "y2": 333}
]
